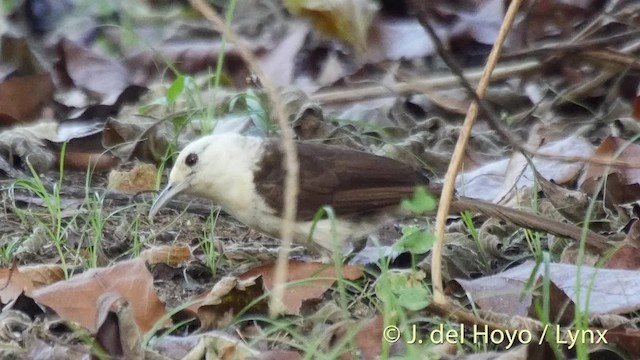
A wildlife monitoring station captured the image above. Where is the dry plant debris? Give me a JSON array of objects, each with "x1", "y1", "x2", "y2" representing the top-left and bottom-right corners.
[{"x1": 0, "y1": 0, "x2": 640, "y2": 358}]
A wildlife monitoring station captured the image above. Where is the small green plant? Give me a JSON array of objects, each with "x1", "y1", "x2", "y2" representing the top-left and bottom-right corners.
[
  {"x1": 375, "y1": 187, "x2": 438, "y2": 357},
  {"x1": 0, "y1": 237, "x2": 22, "y2": 265},
  {"x1": 229, "y1": 89, "x2": 277, "y2": 135},
  {"x1": 83, "y1": 191, "x2": 107, "y2": 268},
  {"x1": 129, "y1": 215, "x2": 143, "y2": 257},
  {"x1": 200, "y1": 208, "x2": 221, "y2": 275},
  {"x1": 460, "y1": 211, "x2": 489, "y2": 269},
  {"x1": 10, "y1": 143, "x2": 70, "y2": 277}
]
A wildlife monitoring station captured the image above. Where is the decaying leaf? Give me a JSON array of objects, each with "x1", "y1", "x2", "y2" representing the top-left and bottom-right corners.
[
  {"x1": 580, "y1": 136, "x2": 640, "y2": 205},
  {"x1": 107, "y1": 163, "x2": 158, "y2": 193},
  {"x1": 56, "y1": 38, "x2": 134, "y2": 99},
  {"x1": 0, "y1": 73, "x2": 54, "y2": 122},
  {"x1": 139, "y1": 244, "x2": 193, "y2": 267},
  {"x1": 17, "y1": 264, "x2": 66, "y2": 288},
  {"x1": 194, "y1": 276, "x2": 268, "y2": 330},
  {"x1": 32, "y1": 258, "x2": 168, "y2": 333},
  {"x1": 456, "y1": 261, "x2": 640, "y2": 317},
  {"x1": 239, "y1": 260, "x2": 364, "y2": 315},
  {"x1": 180, "y1": 331, "x2": 260, "y2": 359},
  {"x1": 458, "y1": 136, "x2": 594, "y2": 201},
  {"x1": 284, "y1": 0, "x2": 379, "y2": 52},
  {"x1": 606, "y1": 220, "x2": 640, "y2": 270},
  {"x1": 94, "y1": 293, "x2": 144, "y2": 359},
  {"x1": 0, "y1": 267, "x2": 35, "y2": 304}
]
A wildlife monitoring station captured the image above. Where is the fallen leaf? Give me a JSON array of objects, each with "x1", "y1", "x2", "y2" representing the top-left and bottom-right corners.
[
  {"x1": 259, "y1": 21, "x2": 310, "y2": 86},
  {"x1": 527, "y1": 277, "x2": 575, "y2": 326},
  {"x1": 56, "y1": 38, "x2": 132, "y2": 99},
  {"x1": 0, "y1": 267, "x2": 35, "y2": 304},
  {"x1": 456, "y1": 260, "x2": 640, "y2": 316},
  {"x1": 195, "y1": 276, "x2": 268, "y2": 330},
  {"x1": 0, "y1": 73, "x2": 54, "y2": 122},
  {"x1": 94, "y1": 293, "x2": 144, "y2": 359},
  {"x1": 352, "y1": 315, "x2": 385, "y2": 360},
  {"x1": 239, "y1": 260, "x2": 363, "y2": 314},
  {"x1": 580, "y1": 136, "x2": 640, "y2": 205},
  {"x1": 606, "y1": 220, "x2": 640, "y2": 270},
  {"x1": 366, "y1": 17, "x2": 436, "y2": 62},
  {"x1": 125, "y1": 41, "x2": 254, "y2": 86},
  {"x1": 140, "y1": 244, "x2": 193, "y2": 266},
  {"x1": 604, "y1": 325, "x2": 640, "y2": 359},
  {"x1": 284, "y1": 0, "x2": 379, "y2": 52},
  {"x1": 458, "y1": 136, "x2": 594, "y2": 200},
  {"x1": 152, "y1": 334, "x2": 201, "y2": 359},
  {"x1": 180, "y1": 331, "x2": 260, "y2": 359},
  {"x1": 107, "y1": 163, "x2": 158, "y2": 193},
  {"x1": 32, "y1": 258, "x2": 168, "y2": 333},
  {"x1": 18, "y1": 264, "x2": 66, "y2": 288}
]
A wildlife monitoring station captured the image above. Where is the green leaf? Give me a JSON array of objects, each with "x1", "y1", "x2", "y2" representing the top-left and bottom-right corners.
[
  {"x1": 375, "y1": 271, "x2": 411, "y2": 303},
  {"x1": 166, "y1": 75, "x2": 188, "y2": 103},
  {"x1": 401, "y1": 187, "x2": 436, "y2": 215},
  {"x1": 396, "y1": 286, "x2": 431, "y2": 311},
  {"x1": 393, "y1": 226, "x2": 434, "y2": 254}
]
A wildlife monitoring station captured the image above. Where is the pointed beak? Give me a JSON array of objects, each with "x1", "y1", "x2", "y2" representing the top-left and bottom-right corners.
[{"x1": 148, "y1": 180, "x2": 190, "y2": 222}]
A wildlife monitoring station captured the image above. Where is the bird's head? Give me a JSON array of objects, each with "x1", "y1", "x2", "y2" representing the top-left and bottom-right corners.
[{"x1": 148, "y1": 134, "x2": 261, "y2": 222}]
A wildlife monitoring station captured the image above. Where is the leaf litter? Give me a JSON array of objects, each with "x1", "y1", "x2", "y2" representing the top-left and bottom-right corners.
[{"x1": 1, "y1": 0, "x2": 640, "y2": 358}]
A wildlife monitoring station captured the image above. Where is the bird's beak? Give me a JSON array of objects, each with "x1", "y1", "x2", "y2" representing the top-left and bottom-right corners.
[{"x1": 148, "y1": 180, "x2": 190, "y2": 222}]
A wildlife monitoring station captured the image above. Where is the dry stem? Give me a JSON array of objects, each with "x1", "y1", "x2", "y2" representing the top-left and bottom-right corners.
[{"x1": 188, "y1": 0, "x2": 299, "y2": 316}]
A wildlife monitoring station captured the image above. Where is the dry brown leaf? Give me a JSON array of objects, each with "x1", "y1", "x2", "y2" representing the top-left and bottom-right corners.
[
  {"x1": 94, "y1": 293, "x2": 144, "y2": 359},
  {"x1": 239, "y1": 260, "x2": 363, "y2": 315},
  {"x1": 604, "y1": 326, "x2": 640, "y2": 359},
  {"x1": 62, "y1": 151, "x2": 120, "y2": 171},
  {"x1": 527, "y1": 277, "x2": 575, "y2": 326},
  {"x1": 607, "y1": 244, "x2": 640, "y2": 270},
  {"x1": 580, "y1": 136, "x2": 640, "y2": 205},
  {"x1": 352, "y1": 315, "x2": 385, "y2": 360},
  {"x1": 606, "y1": 220, "x2": 640, "y2": 270},
  {"x1": 0, "y1": 73, "x2": 54, "y2": 122},
  {"x1": 284, "y1": 0, "x2": 379, "y2": 52},
  {"x1": 32, "y1": 258, "x2": 168, "y2": 333},
  {"x1": 633, "y1": 95, "x2": 640, "y2": 120},
  {"x1": 0, "y1": 267, "x2": 35, "y2": 304},
  {"x1": 140, "y1": 244, "x2": 193, "y2": 266},
  {"x1": 17, "y1": 264, "x2": 66, "y2": 288},
  {"x1": 107, "y1": 163, "x2": 158, "y2": 193},
  {"x1": 125, "y1": 41, "x2": 254, "y2": 86},
  {"x1": 195, "y1": 276, "x2": 268, "y2": 330}
]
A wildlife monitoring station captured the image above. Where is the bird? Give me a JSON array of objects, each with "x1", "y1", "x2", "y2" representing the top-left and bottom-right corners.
[{"x1": 148, "y1": 133, "x2": 610, "y2": 256}]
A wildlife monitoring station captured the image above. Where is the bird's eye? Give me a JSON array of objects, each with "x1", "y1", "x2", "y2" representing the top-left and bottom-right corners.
[{"x1": 185, "y1": 153, "x2": 198, "y2": 167}]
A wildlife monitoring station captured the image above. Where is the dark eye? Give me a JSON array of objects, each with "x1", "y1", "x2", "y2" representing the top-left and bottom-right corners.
[{"x1": 185, "y1": 153, "x2": 198, "y2": 167}]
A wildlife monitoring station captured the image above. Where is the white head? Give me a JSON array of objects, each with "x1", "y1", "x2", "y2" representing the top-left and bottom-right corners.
[{"x1": 148, "y1": 134, "x2": 264, "y2": 220}]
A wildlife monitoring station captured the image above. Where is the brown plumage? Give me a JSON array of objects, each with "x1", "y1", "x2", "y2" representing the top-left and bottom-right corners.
[{"x1": 255, "y1": 140, "x2": 432, "y2": 220}]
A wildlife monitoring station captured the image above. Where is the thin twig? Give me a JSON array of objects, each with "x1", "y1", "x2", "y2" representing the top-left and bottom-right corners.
[
  {"x1": 310, "y1": 60, "x2": 541, "y2": 105},
  {"x1": 415, "y1": 0, "x2": 524, "y2": 305},
  {"x1": 188, "y1": 0, "x2": 299, "y2": 317}
]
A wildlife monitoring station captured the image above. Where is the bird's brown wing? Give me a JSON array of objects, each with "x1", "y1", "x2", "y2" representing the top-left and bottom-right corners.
[{"x1": 254, "y1": 140, "x2": 433, "y2": 221}]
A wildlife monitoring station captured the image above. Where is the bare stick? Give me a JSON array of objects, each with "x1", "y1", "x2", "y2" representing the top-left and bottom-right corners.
[{"x1": 424, "y1": 0, "x2": 524, "y2": 305}]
